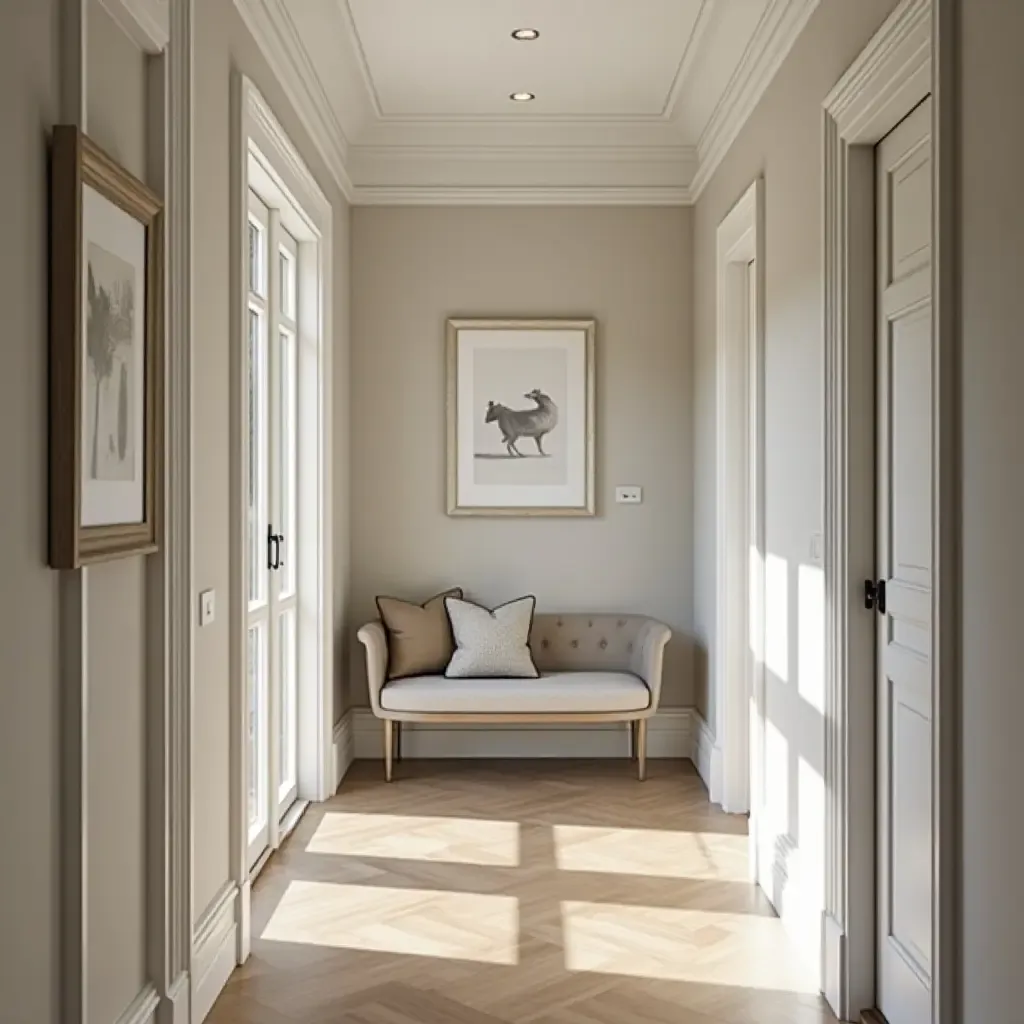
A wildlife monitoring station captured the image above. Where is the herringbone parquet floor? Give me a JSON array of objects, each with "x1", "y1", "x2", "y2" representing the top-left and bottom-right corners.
[{"x1": 208, "y1": 760, "x2": 837, "y2": 1024}]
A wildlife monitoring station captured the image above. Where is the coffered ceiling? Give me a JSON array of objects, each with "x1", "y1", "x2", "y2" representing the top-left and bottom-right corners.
[{"x1": 104, "y1": 0, "x2": 822, "y2": 203}]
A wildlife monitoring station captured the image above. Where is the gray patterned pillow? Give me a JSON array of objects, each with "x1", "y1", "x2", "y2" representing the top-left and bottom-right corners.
[{"x1": 444, "y1": 596, "x2": 540, "y2": 678}]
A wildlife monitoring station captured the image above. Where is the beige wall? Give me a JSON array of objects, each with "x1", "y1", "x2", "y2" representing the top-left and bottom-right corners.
[
  {"x1": 349, "y1": 206, "x2": 694, "y2": 708},
  {"x1": 83, "y1": 7, "x2": 150, "y2": 1019},
  {"x1": 960, "y1": 1, "x2": 1024, "y2": 1019},
  {"x1": 692, "y1": 0, "x2": 900, "y2": 957},
  {"x1": 193, "y1": 0, "x2": 351, "y2": 919},
  {"x1": 0, "y1": 2, "x2": 60, "y2": 1021}
]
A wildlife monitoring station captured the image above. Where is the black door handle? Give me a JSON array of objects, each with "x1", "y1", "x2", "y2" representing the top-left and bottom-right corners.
[
  {"x1": 864, "y1": 578, "x2": 887, "y2": 614},
  {"x1": 266, "y1": 524, "x2": 284, "y2": 570}
]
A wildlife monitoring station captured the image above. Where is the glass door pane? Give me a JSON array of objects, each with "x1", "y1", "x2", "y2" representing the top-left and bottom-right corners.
[
  {"x1": 246, "y1": 190, "x2": 271, "y2": 869},
  {"x1": 273, "y1": 228, "x2": 300, "y2": 817}
]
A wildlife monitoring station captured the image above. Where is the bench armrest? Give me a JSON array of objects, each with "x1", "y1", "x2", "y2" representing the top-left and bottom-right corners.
[
  {"x1": 356, "y1": 621, "x2": 388, "y2": 716},
  {"x1": 630, "y1": 619, "x2": 672, "y2": 714}
]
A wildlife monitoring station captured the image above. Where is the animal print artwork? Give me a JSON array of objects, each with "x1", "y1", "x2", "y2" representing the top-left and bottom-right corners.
[{"x1": 484, "y1": 389, "x2": 559, "y2": 458}]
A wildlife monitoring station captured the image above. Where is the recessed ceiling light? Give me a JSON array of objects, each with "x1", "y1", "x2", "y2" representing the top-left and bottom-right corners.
[
  {"x1": 511, "y1": 28, "x2": 540, "y2": 40},
  {"x1": 510, "y1": 92, "x2": 536, "y2": 102}
]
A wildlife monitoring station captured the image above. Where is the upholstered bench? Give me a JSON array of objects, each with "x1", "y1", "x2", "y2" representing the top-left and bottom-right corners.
[{"x1": 357, "y1": 613, "x2": 671, "y2": 782}]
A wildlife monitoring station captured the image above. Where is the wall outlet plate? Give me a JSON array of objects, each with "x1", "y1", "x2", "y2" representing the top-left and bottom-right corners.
[
  {"x1": 199, "y1": 589, "x2": 216, "y2": 626},
  {"x1": 615, "y1": 486, "x2": 643, "y2": 504}
]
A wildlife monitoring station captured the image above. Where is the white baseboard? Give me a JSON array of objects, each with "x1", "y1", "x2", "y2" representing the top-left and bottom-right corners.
[
  {"x1": 345, "y1": 707, "x2": 692, "y2": 760},
  {"x1": 691, "y1": 710, "x2": 723, "y2": 804},
  {"x1": 333, "y1": 714, "x2": 355, "y2": 790},
  {"x1": 191, "y1": 883, "x2": 239, "y2": 1024},
  {"x1": 114, "y1": 984, "x2": 160, "y2": 1024},
  {"x1": 162, "y1": 972, "x2": 190, "y2": 1024},
  {"x1": 822, "y1": 911, "x2": 847, "y2": 1020}
]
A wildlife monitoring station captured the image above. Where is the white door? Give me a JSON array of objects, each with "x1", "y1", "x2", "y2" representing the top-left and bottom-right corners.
[
  {"x1": 874, "y1": 97, "x2": 933, "y2": 1024},
  {"x1": 246, "y1": 189, "x2": 300, "y2": 869}
]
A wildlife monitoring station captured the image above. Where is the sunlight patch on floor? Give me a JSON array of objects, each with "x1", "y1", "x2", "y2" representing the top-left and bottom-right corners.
[
  {"x1": 560, "y1": 901, "x2": 819, "y2": 993},
  {"x1": 306, "y1": 812, "x2": 520, "y2": 866},
  {"x1": 552, "y1": 825, "x2": 750, "y2": 882},
  {"x1": 261, "y1": 880, "x2": 519, "y2": 964}
]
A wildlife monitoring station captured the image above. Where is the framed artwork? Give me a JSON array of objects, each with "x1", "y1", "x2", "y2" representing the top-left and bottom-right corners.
[
  {"x1": 446, "y1": 318, "x2": 596, "y2": 517},
  {"x1": 49, "y1": 125, "x2": 163, "y2": 568}
]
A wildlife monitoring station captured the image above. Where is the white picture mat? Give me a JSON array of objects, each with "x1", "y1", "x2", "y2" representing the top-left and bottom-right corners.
[
  {"x1": 80, "y1": 183, "x2": 147, "y2": 527},
  {"x1": 456, "y1": 329, "x2": 587, "y2": 508}
]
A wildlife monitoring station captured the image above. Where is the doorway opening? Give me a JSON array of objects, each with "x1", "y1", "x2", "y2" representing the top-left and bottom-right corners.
[
  {"x1": 230, "y1": 75, "x2": 335, "y2": 956},
  {"x1": 713, "y1": 177, "x2": 765, "y2": 842}
]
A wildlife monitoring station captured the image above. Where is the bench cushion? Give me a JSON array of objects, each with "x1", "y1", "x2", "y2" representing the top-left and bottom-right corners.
[{"x1": 378, "y1": 671, "x2": 651, "y2": 715}]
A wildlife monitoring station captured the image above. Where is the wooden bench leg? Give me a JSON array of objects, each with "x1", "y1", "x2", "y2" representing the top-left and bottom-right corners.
[
  {"x1": 637, "y1": 719, "x2": 647, "y2": 781},
  {"x1": 384, "y1": 720, "x2": 394, "y2": 782}
]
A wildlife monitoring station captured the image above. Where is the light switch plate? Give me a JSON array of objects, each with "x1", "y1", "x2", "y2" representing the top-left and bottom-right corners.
[
  {"x1": 199, "y1": 589, "x2": 216, "y2": 626},
  {"x1": 615, "y1": 486, "x2": 643, "y2": 504}
]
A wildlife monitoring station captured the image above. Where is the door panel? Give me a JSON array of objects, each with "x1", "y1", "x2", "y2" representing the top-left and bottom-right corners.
[{"x1": 876, "y1": 97, "x2": 933, "y2": 1024}]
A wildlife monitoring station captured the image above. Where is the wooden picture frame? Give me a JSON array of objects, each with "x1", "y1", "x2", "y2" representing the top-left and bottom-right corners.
[
  {"x1": 446, "y1": 318, "x2": 596, "y2": 517},
  {"x1": 50, "y1": 126, "x2": 163, "y2": 568}
]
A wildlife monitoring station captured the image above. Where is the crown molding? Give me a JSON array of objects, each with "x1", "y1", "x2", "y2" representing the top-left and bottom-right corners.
[
  {"x1": 351, "y1": 184, "x2": 693, "y2": 206},
  {"x1": 689, "y1": 0, "x2": 821, "y2": 200},
  {"x1": 234, "y1": 0, "x2": 354, "y2": 200},
  {"x1": 99, "y1": 0, "x2": 169, "y2": 52}
]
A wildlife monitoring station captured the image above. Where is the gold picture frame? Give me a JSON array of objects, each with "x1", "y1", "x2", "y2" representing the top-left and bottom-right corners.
[
  {"x1": 446, "y1": 318, "x2": 596, "y2": 517},
  {"x1": 49, "y1": 126, "x2": 163, "y2": 568}
]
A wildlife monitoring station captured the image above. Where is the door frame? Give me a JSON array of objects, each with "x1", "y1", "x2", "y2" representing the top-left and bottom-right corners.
[
  {"x1": 714, "y1": 177, "x2": 766, "y2": 821},
  {"x1": 229, "y1": 73, "x2": 335, "y2": 959},
  {"x1": 820, "y1": 0, "x2": 959, "y2": 1020}
]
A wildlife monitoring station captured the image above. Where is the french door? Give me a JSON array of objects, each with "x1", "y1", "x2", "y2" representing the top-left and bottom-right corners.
[{"x1": 246, "y1": 188, "x2": 300, "y2": 868}]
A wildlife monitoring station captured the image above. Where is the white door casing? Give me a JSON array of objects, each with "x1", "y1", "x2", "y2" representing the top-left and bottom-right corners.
[
  {"x1": 875, "y1": 97, "x2": 934, "y2": 1024},
  {"x1": 714, "y1": 178, "x2": 765, "y2": 819}
]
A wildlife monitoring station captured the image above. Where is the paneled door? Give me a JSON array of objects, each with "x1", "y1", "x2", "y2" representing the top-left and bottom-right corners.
[
  {"x1": 246, "y1": 188, "x2": 300, "y2": 869},
  {"x1": 873, "y1": 97, "x2": 933, "y2": 1024}
]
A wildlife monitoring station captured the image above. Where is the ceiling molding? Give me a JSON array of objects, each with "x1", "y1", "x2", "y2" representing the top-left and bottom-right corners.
[
  {"x1": 348, "y1": 143, "x2": 697, "y2": 203},
  {"x1": 234, "y1": 0, "x2": 354, "y2": 200},
  {"x1": 689, "y1": 0, "x2": 821, "y2": 199},
  {"x1": 98, "y1": 0, "x2": 169, "y2": 53},
  {"x1": 351, "y1": 184, "x2": 693, "y2": 207},
  {"x1": 662, "y1": 0, "x2": 717, "y2": 119}
]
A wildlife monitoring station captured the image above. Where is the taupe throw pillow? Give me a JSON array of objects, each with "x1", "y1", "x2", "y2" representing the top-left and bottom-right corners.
[
  {"x1": 376, "y1": 588, "x2": 463, "y2": 680},
  {"x1": 444, "y1": 596, "x2": 540, "y2": 679}
]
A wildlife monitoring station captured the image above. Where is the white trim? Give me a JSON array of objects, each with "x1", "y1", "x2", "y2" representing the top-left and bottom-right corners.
[
  {"x1": 98, "y1": 0, "x2": 169, "y2": 52},
  {"x1": 113, "y1": 985, "x2": 160, "y2": 1024},
  {"x1": 821, "y1": 2, "x2": 953, "y2": 1021},
  {"x1": 691, "y1": 710, "x2": 723, "y2": 804},
  {"x1": 347, "y1": 708, "x2": 692, "y2": 761},
  {"x1": 351, "y1": 184, "x2": 693, "y2": 206},
  {"x1": 232, "y1": 0, "x2": 353, "y2": 200},
  {"x1": 690, "y1": 0, "x2": 820, "y2": 199},
  {"x1": 713, "y1": 178, "x2": 765, "y2": 817},
  {"x1": 164, "y1": 1, "x2": 195, "y2": 1018},
  {"x1": 334, "y1": 716, "x2": 355, "y2": 790},
  {"x1": 190, "y1": 885, "x2": 238, "y2": 1024}
]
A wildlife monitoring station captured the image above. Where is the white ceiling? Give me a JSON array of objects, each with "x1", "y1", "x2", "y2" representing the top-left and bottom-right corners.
[
  {"x1": 237, "y1": 0, "x2": 822, "y2": 203},
  {"x1": 345, "y1": 0, "x2": 709, "y2": 119}
]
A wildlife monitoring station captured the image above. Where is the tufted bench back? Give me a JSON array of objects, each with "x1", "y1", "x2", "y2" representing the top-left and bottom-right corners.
[{"x1": 528, "y1": 614, "x2": 650, "y2": 674}]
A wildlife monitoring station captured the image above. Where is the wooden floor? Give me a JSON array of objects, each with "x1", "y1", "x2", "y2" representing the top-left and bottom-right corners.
[{"x1": 208, "y1": 760, "x2": 837, "y2": 1024}]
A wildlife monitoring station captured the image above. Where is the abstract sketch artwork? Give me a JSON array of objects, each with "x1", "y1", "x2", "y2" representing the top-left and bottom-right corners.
[
  {"x1": 49, "y1": 125, "x2": 162, "y2": 567},
  {"x1": 86, "y1": 242, "x2": 136, "y2": 483}
]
